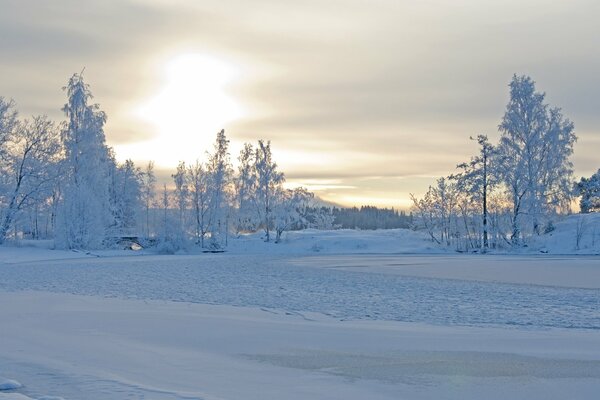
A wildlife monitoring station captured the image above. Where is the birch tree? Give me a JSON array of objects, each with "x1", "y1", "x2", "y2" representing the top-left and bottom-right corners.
[
  {"x1": 56, "y1": 73, "x2": 113, "y2": 249},
  {"x1": 172, "y1": 160, "x2": 189, "y2": 243},
  {"x1": 253, "y1": 140, "x2": 284, "y2": 242},
  {"x1": 0, "y1": 116, "x2": 61, "y2": 243},
  {"x1": 497, "y1": 75, "x2": 577, "y2": 243},
  {"x1": 0, "y1": 98, "x2": 18, "y2": 162},
  {"x1": 234, "y1": 143, "x2": 256, "y2": 235},
  {"x1": 451, "y1": 135, "x2": 496, "y2": 250},
  {"x1": 206, "y1": 130, "x2": 233, "y2": 248},
  {"x1": 187, "y1": 160, "x2": 210, "y2": 247},
  {"x1": 140, "y1": 161, "x2": 156, "y2": 239}
]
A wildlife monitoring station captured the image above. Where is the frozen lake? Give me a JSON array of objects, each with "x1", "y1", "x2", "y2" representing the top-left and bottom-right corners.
[{"x1": 1, "y1": 253, "x2": 599, "y2": 330}]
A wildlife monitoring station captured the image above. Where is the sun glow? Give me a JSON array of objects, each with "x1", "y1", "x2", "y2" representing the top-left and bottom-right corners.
[{"x1": 117, "y1": 53, "x2": 244, "y2": 166}]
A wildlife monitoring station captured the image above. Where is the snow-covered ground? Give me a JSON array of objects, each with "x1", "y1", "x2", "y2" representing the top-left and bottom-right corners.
[
  {"x1": 1, "y1": 220, "x2": 600, "y2": 399},
  {"x1": 231, "y1": 213, "x2": 600, "y2": 255},
  {"x1": 1, "y1": 242, "x2": 600, "y2": 399},
  {"x1": 528, "y1": 212, "x2": 600, "y2": 254},
  {"x1": 227, "y1": 228, "x2": 446, "y2": 254},
  {"x1": 3, "y1": 212, "x2": 598, "y2": 261},
  {"x1": 1, "y1": 289, "x2": 600, "y2": 400}
]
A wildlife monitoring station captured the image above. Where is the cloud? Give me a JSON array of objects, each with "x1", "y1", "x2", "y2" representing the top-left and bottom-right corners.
[{"x1": 1, "y1": 0, "x2": 599, "y2": 206}]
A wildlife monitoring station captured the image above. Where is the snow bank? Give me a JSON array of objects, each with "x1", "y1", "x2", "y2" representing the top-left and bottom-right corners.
[
  {"x1": 228, "y1": 228, "x2": 446, "y2": 255},
  {"x1": 528, "y1": 212, "x2": 600, "y2": 254}
]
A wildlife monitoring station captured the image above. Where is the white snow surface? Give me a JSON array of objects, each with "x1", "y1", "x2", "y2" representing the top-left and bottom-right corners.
[
  {"x1": 2, "y1": 213, "x2": 599, "y2": 262},
  {"x1": 0, "y1": 394, "x2": 34, "y2": 400},
  {"x1": 227, "y1": 228, "x2": 447, "y2": 254},
  {"x1": 1, "y1": 223, "x2": 600, "y2": 399},
  {"x1": 528, "y1": 212, "x2": 600, "y2": 254},
  {"x1": 231, "y1": 213, "x2": 600, "y2": 255},
  {"x1": 1, "y1": 288, "x2": 600, "y2": 400}
]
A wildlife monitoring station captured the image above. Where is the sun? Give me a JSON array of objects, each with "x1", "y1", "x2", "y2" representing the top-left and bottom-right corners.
[{"x1": 118, "y1": 53, "x2": 244, "y2": 167}]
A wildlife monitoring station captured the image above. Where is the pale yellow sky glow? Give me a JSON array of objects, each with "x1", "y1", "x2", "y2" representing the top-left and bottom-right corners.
[
  {"x1": 115, "y1": 53, "x2": 245, "y2": 167},
  {"x1": 1, "y1": 0, "x2": 599, "y2": 209}
]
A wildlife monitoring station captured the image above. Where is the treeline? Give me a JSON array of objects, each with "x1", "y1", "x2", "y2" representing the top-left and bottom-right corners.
[
  {"x1": 331, "y1": 206, "x2": 412, "y2": 230},
  {"x1": 0, "y1": 73, "x2": 334, "y2": 250},
  {"x1": 410, "y1": 74, "x2": 597, "y2": 252},
  {"x1": 3, "y1": 73, "x2": 598, "y2": 252}
]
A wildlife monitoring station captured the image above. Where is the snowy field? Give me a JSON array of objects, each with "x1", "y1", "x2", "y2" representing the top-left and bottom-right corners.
[{"x1": 1, "y1": 242, "x2": 600, "y2": 400}]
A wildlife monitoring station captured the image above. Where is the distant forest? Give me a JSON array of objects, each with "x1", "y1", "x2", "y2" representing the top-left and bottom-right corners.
[{"x1": 331, "y1": 206, "x2": 412, "y2": 230}]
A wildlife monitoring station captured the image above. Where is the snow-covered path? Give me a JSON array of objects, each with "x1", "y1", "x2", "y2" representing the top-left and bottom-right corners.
[{"x1": 1, "y1": 254, "x2": 599, "y2": 330}]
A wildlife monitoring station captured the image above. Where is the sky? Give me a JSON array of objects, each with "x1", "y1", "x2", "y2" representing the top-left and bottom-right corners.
[{"x1": 1, "y1": 0, "x2": 599, "y2": 209}]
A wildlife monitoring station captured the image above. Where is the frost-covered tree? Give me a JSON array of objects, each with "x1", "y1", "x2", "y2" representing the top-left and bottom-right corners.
[
  {"x1": 187, "y1": 160, "x2": 210, "y2": 247},
  {"x1": 172, "y1": 161, "x2": 189, "y2": 243},
  {"x1": 497, "y1": 75, "x2": 576, "y2": 243},
  {"x1": 0, "y1": 98, "x2": 18, "y2": 163},
  {"x1": 433, "y1": 177, "x2": 459, "y2": 246},
  {"x1": 576, "y1": 169, "x2": 600, "y2": 213},
  {"x1": 55, "y1": 73, "x2": 113, "y2": 249},
  {"x1": 206, "y1": 130, "x2": 233, "y2": 248},
  {"x1": 151, "y1": 183, "x2": 176, "y2": 253},
  {"x1": 272, "y1": 187, "x2": 313, "y2": 242},
  {"x1": 308, "y1": 206, "x2": 336, "y2": 230},
  {"x1": 234, "y1": 143, "x2": 257, "y2": 235},
  {"x1": 0, "y1": 116, "x2": 61, "y2": 243},
  {"x1": 253, "y1": 140, "x2": 285, "y2": 242},
  {"x1": 451, "y1": 135, "x2": 497, "y2": 250},
  {"x1": 411, "y1": 177, "x2": 460, "y2": 247},
  {"x1": 140, "y1": 161, "x2": 156, "y2": 238},
  {"x1": 109, "y1": 157, "x2": 143, "y2": 236}
]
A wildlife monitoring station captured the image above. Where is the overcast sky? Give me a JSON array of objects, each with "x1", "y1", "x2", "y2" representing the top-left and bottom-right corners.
[{"x1": 1, "y1": 0, "x2": 599, "y2": 208}]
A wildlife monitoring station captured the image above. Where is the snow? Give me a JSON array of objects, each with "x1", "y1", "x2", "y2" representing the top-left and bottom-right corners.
[
  {"x1": 1, "y1": 249, "x2": 600, "y2": 398},
  {"x1": 0, "y1": 380, "x2": 22, "y2": 391},
  {"x1": 2, "y1": 252, "x2": 599, "y2": 329},
  {"x1": 1, "y1": 290, "x2": 600, "y2": 400},
  {"x1": 259, "y1": 213, "x2": 600, "y2": 256},
  {"x1": 292, "y1": 254, "x2": 600, "y2": 288},
  {"x1": 1, "y1": 225, "x2": 600, "y2": 399},
  {"x1": 0, "y1": 394, "x2": 34, "y2": 400},
  {"x1": 529, "y1": 212, "x2": 600, "y2": 254},
  {"x1": 227, "y1": 228, "x2": 447, "y2": 255},
  {"x1": 2, "y1": 212, "x2": 598, "y2": 261}
]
